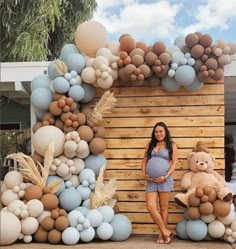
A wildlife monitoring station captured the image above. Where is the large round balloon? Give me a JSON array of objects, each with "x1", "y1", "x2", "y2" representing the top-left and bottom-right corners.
[
  {"x1": 31, "y1": 74, "x2": 51, "y2": 91},
  {"x1": 0, "y1": 212, "x2": 21, "y2": 245},
  {"x1": 161, "y1": 76, "x2": 180, "y2": 91},
  {"x1": 33, "y1": 126, "x2": 65, "y2": 157},
  {"x1": 75, "y1": 20, "x2": 108, "y2": 57},
  {"x1": 175, "y1": 65, "x2": 196, "y2": 86},
  {"x1": 31, "y1": 88, "x2": 52, "y2": 111}
]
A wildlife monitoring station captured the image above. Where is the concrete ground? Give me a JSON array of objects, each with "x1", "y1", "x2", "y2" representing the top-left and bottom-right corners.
[{"x1": 4, "y1": 236, "x2": 235, "y2": 249}]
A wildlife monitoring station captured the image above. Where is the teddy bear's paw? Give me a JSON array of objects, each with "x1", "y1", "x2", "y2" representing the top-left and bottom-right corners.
[
  {"x1": 175, "y1": 197, "x2": 188, "y2": 208},
  {"x1": 223, "y1": 193, "x2": 233, "y2": 202}
]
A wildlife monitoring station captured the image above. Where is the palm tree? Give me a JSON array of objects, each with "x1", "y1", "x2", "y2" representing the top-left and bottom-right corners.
[{"x1": 0, "y1": 0, "x2": 97, "y2": 62}]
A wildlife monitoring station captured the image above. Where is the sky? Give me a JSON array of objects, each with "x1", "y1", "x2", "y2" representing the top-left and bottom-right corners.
[{"x1": 92, "y1": 0, "x2": 236, "y2": 47}]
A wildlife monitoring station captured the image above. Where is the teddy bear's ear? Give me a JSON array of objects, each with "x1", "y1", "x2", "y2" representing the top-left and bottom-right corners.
[
  {"x1": 187, "y1": 152, "x2": 195, "y2": 160},
  {"x1": 208, "y1": 153, "x2": 216, "y2": 163},
  {"x1": 193, "y1": 141, "x2": 210, "y2": 153}
]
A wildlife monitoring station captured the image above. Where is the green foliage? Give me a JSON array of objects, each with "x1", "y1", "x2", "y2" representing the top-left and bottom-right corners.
[
  {"x1": 0, "y1": 0, "x2": 97, "y2": 62},
  {"x1": 0, "y1": 130, "x2": 31, "y2": 166}
]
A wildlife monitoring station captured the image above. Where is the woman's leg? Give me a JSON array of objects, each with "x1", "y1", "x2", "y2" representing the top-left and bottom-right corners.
[
  {"x1": 158, "y1": 191, "x2": 171, "y2": 226},
  {"x1": 158, "y1": 191, "x2": 174, "y2": 243},
  {"x1": 146, "y1": 192, "x2": 170, "y2": 236}
]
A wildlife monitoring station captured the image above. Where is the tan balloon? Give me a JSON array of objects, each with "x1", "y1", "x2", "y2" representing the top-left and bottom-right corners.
[{"x1": 75, "y1": 20, "x2": 108, "y2": 57}]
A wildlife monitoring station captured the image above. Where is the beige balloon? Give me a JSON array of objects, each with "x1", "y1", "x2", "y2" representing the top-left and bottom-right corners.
[
  {"x1": 75, "y1": 20, "x2": 108, "y2": 57},
  {"x1": 81, "y1": 67, "x2": 96, "y2": 84}
]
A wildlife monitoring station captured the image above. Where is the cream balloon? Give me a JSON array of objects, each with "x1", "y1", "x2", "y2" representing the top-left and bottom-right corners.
[
  {"x1": 33, "y1": 126, "x2": 65, "y2": 157},
  {"x1": 75, "y1": 20, "x2": 108, "y2": 57},
  {"x1": 81, "y1": 67, "x2": 96, "y2": 83},
  {"x1": 0, "y1": 212, "x2": 21, "y2": 245},
  {"x1": 106, "y1": 41, "x2": 120, "y2": 55}
]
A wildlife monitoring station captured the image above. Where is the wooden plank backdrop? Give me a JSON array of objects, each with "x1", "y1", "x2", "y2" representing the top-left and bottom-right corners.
[{"x1": 94, "y1": 80, "x2": 225, "y2": 235}]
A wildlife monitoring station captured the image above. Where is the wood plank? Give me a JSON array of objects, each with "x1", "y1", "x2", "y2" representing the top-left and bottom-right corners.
[
  {"x1": 102, "y1": 106, "x2": 224, "y2": 117},
  {"x1": 104, "y1": 117, "x2": 224, "y2": 127},
  {"x1": 117, "y1": 191, "x2": 179, "y2": 201},
  {"x1": 124, "y1": 212, "x2": 184, "y2": 224},
  {"x1": 96, "y1": 84, "x2": 224, "y2": 97},
  {"x1": 104, "y1": 137, "x2": 224, "y2": 149},
  {"x1": 115, "y1": 180, "x2": 223, "y2": 191},
  {"x1": 104, "y1": 169, "x2": 225, "y2": 180},
  {"x1": 92, "y1": 95, "x2": 224, "y2": 107},
  {"x1": 132, "y1": 224, "x2": 176, "y2": 234},
  {"x1": 106, "y1": 159, "x2": 225, "y2": 170},
  {"x1": 104, "y1": 127, "x2": 224, "y2": 138},
  {"x1": 117, "y1": 201, "x2": 182, "y2": 213},
  {"x1": 103, "y1": 148, "x2": 224, "y2": 159}
]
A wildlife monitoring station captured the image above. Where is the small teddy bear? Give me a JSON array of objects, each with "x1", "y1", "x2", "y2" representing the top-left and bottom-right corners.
[{"x1": 175, "y1": 151, "x2": 233, "y2": 207}]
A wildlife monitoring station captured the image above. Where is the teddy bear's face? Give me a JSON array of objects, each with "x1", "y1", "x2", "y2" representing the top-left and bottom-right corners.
[{"x1": 187, "y1": 151, "x2": 215, "y2": 173}]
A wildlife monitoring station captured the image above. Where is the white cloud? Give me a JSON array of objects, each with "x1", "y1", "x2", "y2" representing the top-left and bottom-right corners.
[
  {"x1": 92, "y1": 0, "x2": 236, "y2": 45},
  {"x1": 93, "y1": 0, "x2": 182, "y2": 45},
  {"x1": 183, "y1": 0, "x2": 236, "y2": 35}
]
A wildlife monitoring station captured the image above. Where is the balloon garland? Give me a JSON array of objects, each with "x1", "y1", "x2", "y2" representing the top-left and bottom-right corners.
[{"x1": 1, "y1": 20, "x2": 236, "y2": 246}]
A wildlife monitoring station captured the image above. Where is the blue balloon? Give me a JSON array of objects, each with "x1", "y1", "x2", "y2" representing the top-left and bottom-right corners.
[
  {"x1": 110, "y1": 214, "x2": 132, "y2": 241},
  {"x1": 31, "y1": 74, "x2": 51, "y2": 91},
  {"x1": 60, "y1": 44, "x2": 80, "y2": 61},
  {"x1": 84, "y1": 154, "x2": 107, "y2": 176},
  {"x1": 31, "y1": 87, "x2": 52, "y2": 110},
  {"x1": 59, "y1": 188, "x2": 82, "y2": 211},
  {"x1": 68, "y1": 85, "x2": 85, "y2": 101},
  {"x1": 47, "y1": 61, "x2": 61, "y2": 79},
  {"x1": 34, "y1": 107, "x2": 46, "y2": 121},
  {"x1": 81, "y1": 84, "x2": 95, "y2": 103},
  {"x1": 175, "y1": 65, "x2": 196, "y2": 86},
  {"x1": 176, "y1": 220, "x2": 189, "y2": 240},
  {"x1": 184, "y1": 77, "x2": 204, "y2": 91},
  {"x1": 161, "y1": 76, "x2": 181, "y2": 91},
  {"x1": 64, "y1": 53, "x2": 86, "y2": 74},
  {"x1": 53, "y1": 77, "x2": 70, "y2": 93},
  {"x1": 186, "y1": 219, "x2": 207, "y2": 241}
]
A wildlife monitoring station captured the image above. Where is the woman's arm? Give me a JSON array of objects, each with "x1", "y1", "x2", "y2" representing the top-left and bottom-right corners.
[
  {"x1": 164, "y1": 142, "x2": 178, "y2": 180},
  {"x1": 141, "y1": 144, "x2": 154, "y2": 182},
  {"x1": 141, "y1": 145, "x2": 148, "y2": 177}
]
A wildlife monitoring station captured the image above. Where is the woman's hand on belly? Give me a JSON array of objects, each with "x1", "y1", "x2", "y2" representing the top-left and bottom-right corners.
[
  {"x1": 153, "y1": 176, "x2": 166, "y2": 184},
  {"x1": 144, "y1": 174, "x2": 155, "y2": 182}
]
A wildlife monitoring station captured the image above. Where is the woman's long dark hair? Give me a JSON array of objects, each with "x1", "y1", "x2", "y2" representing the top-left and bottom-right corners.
[{"x1": 146, "y1": 122, "x2": 174, "y2": 160}]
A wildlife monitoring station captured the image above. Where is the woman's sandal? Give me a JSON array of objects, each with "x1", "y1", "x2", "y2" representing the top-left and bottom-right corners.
[
  {"x1": 156, "y1": 234, "x2": 165, "y2": 244},
  {"x1": 163, "y1": 232, "x2": 174, "y2": 244}
]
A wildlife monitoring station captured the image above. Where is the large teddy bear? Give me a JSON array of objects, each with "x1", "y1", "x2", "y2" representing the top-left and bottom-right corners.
[{"x1": 175, "y1": 151, "x2": 233, "y2": 207}]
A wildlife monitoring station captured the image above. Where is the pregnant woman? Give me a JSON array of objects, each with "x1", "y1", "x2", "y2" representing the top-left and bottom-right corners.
[{"x1": 141, "y1": 122, "x2": 178, "y2": 244}]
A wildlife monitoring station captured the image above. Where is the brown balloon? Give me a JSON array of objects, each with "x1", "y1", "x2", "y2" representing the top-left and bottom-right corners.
[
  {"x1": 185, "y1": 33, "x2": 199, "y2": 48},
  {"x1": 48, "y1": 229, "x2": 62, "y2": 244},
  {"x1": 24, "y1": 185, "x2": 43, "y2": 201},
  {"x1": 41, "y1": 193, "x2": 59, "y2": 211},
  {"x1": 34, "y1": 226, "x2": 48, "y2": 242}
]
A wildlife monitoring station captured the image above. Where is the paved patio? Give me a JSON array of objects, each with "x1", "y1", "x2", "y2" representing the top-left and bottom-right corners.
[{"x1": 4, "y1": 236, "x2": 235, "y2": 249}]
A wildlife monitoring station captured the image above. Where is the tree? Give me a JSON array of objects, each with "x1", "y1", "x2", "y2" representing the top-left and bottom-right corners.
[{"x1": 0, "y1": 0, "x2": 97, "y2": 62}]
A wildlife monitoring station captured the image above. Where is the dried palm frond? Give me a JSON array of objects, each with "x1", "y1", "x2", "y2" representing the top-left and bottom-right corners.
[
  {"x1": 94, "y1": 164, "x2": 106, "y2": 192},
  {"x1": 47, "y1": 179, "x2": 63, "y2": 193},
  {"x1": 90, "y1": 165, "x2": 118, "y2": 209},
  {"x1": 6, "y1": 143, "x2": 56, "y2": 189},
  {"x1": 90, "y1": 178, "x2": 118, "y2": 209},
  {"x1": 55, "y1": 59, "x2": 68, "y2": 75},
  {"x1": 7, "y1": 152, "x2": 44, "y2": 188},
  {"x1": 87, "y1": 90, "x2": 117, "y2": 125},
  {"x1": 42, "y1": 142, "x2": 55, "y2": 186}
]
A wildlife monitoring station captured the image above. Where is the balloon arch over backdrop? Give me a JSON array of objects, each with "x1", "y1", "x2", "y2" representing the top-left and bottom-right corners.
[{"x1": 1, "y1": 20, "x2": 236, "y2": 246}]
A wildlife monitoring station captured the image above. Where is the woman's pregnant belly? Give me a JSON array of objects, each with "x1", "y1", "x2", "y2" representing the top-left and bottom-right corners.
[{"x1": 146, "y1": 157, "x2": 169, "y2": 178}]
